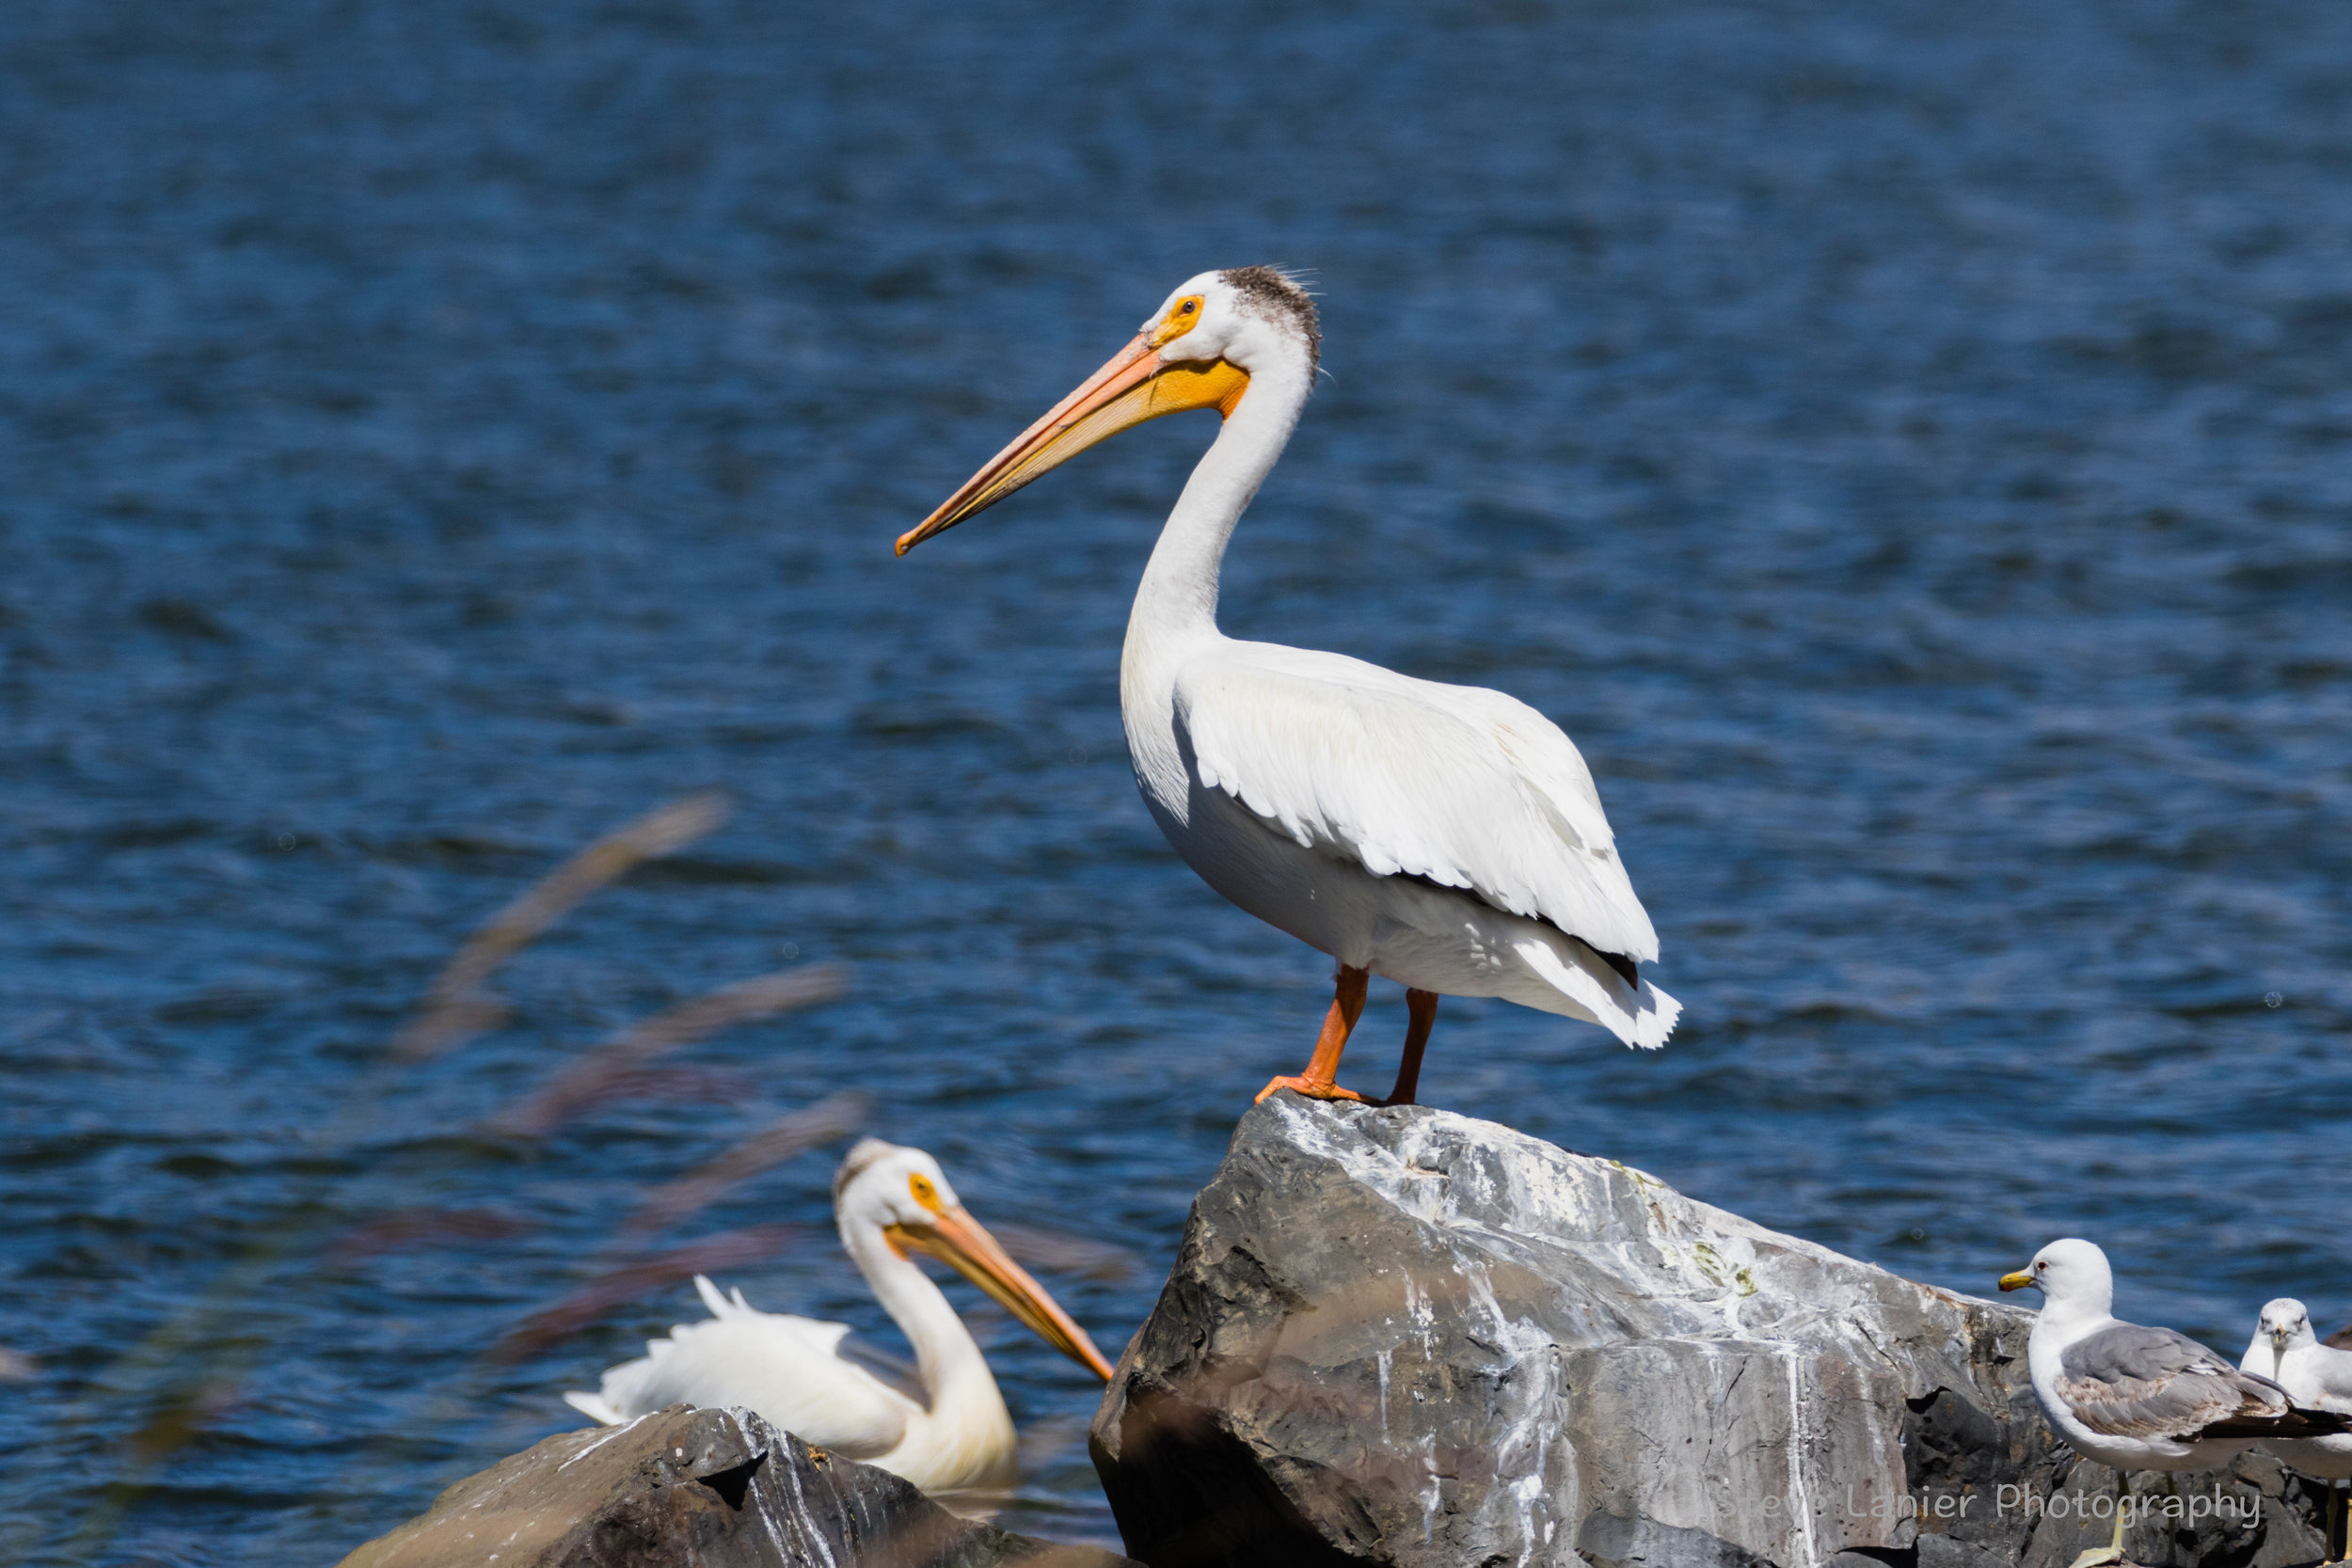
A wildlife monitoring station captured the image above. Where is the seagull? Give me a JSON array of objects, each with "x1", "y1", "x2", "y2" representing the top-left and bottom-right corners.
[
  {"x1": 2000, "y1": 1239, "x2": 2351, "y2": 1568},
  {"x1": 2242, "y1": 1297, "x2": 2352, "y2": 1563},
  {"x1": 898, "y1": 267, "x2": 1677, "y2": 1105},
  {"x1": 564, "y1": 1138, "x2": 1114, "y2": 1498}
]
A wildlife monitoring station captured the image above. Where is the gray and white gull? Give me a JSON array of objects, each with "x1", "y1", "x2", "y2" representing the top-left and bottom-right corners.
[
  {"x1": 2242, "y1": 1296, "x2": 2352, "y2": 1565},
  {"x1": 2000, "y1": 1239, "x2": 2351, "y2": 1568}
]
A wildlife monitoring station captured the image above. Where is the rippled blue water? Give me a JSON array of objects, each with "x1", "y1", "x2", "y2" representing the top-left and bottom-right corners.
[{"x1": 3, "y1": 0, "x2": 2349, "y2": 1559}]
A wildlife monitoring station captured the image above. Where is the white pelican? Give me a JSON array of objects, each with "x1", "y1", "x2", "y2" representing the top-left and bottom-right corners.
[
  {"x1": 564, "y1": 1138, "x2": 1114, "y2": 1498},
  {"x1": 898, "y1": 267, "x2": 1678, "y2": 1104},
  {"x1": 2242, "y1": 1298, "x2": 2352, "y2": 1563},
  {"x1": 1999, "y1": 1241, "x2": 2352, "y2": 1568}
]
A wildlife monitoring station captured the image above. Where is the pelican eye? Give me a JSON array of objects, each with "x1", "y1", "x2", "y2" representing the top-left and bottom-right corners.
[
  {"x1": 1151, "y1": 295, "x2": 1208, "y2": 347},
  {"x1": 908, "y1": 1172, "x2": 943, "y2": 1212}
]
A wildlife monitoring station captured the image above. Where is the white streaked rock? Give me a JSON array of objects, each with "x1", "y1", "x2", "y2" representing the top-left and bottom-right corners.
[{"x1": 1089, "y1": 1097, "x2": 2323, "y2": 1568}]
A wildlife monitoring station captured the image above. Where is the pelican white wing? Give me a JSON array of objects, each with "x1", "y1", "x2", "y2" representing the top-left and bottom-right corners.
[
  {"x1": 1176, "y1": 641, "x2": 1658, "y2": 967},
  {"x1": 564, "y1": 1276, "x2": 913, "y2": 1459}
]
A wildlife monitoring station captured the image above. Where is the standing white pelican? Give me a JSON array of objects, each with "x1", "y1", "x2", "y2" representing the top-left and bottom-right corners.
[
  {"x1": 2242, "y1": 1298, "x2": 2352, "y2": 1563},
  {"x1": 564, "y1": 1139, "x2": 1113, "y2": 1498},
  {"x1": 898, "y1": 267, "x2": 1678, "y2": 1104}
]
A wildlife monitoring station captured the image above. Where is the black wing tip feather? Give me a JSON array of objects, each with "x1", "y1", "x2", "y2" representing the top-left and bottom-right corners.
[
  {"x1": 2197, "y1": 1406, "x2": 2352, "y2": 1439},
  {"x1": 1387, "y1": 871, "x2": 1643, "y2": 989},
  {"x1": 2198, "y1": 1369, "x2": 2352, "y2": 1439},
  {"x1": 2277, "y1": 1405, "x2": 2352, "y2": 1437},
  {"x1": 1589, "y1": 944, "x2": 1640, "y2": 990}
]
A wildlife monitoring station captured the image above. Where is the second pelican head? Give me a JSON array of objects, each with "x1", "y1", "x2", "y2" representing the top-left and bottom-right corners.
[{"x1": 834, "y1": 1137, "x2": 1115, "y2": 1381}]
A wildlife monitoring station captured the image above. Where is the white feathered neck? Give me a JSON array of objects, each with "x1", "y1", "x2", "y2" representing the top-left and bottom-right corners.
[{"x1": 1120, "y1": 332, "x2": 1314, "y2": 805}]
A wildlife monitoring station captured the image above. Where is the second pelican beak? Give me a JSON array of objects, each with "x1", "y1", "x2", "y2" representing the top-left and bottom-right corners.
[
  {"x1": 885, "y1": 1207, "x2": 1116, "y2": 1381},
  {"x1": 1997, "y1": 1268, "x2": 2035, "y2": 1292},
  {"x1": 897, "y1": 333, "x2": 1250, "y2": 555}
]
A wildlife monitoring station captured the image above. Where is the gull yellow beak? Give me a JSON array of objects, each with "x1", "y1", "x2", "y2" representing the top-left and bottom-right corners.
[
  {"x1": 897, "y1": 332, "x2": 1249, "y2": 555},
  {"x1": 1997, "y1": 1268, "x2": 2035, "y2": 1292},
  {"x1": 885, "y1": 1206, "x2": 1116, "y2": 1381}
]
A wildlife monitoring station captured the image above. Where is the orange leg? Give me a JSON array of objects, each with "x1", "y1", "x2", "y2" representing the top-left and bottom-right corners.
[
  {"x1": 1255, "y1": 966, "x2": 1371, "y2": 1103},
  {"x1": 1380, "y1": 990, "x2": 1439, "y2": 1105}
]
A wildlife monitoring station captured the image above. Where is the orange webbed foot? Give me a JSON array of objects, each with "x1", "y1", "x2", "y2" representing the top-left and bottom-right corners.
[{"x1": 1254, "y1": 1075, "x2": 1370, "y2": 1106}]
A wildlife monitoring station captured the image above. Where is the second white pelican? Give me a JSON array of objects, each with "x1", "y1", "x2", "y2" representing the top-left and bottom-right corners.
[
  {"x1": 564, "y1": 1138, "x2": 1114, "y2": 1498},
  {"x1": 898, "y1": 267, "x2": 1678, "y2": 1104}
]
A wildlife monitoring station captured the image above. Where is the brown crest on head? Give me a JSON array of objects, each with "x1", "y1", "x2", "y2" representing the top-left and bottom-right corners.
[
  {"x1": 833, "y1": 1136, "x2": 901, "y2": 1203},
  {"x1": 1220, "y1": 265, "x2": 1320, "y2": 378}
]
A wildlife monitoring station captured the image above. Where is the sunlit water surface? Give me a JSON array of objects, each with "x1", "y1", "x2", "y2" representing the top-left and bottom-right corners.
[{"x1": 2, "y1": 0, "x2": 2349, "y2": 1559}]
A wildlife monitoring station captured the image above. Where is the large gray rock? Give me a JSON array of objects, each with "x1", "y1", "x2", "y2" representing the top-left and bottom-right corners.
[
  {"x1": 1090, "y1": 1097, "x2": 2330, "y2": 1568},
  {"x1": 342, "y1": 1403, "x2": 1136, "y2": 1568}
]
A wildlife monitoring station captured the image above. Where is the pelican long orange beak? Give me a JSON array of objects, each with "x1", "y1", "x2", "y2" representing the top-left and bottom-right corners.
[
  {"x1": 897, "y1": 332, "x2": 1249, "y2": 555},
  {"x1": 885, "y1": 1206, "x2": 1116, "y2": 1381}
]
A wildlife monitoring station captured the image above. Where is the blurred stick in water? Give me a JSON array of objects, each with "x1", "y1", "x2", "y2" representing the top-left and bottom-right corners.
[
  {"x1": 51, "y1": 793, "x2": 838, "y2": 1567},
  {"x1": 532, "y1": 1063, "x2": 760, "y2": 1113},
  {"x1": 488, "y1": 1225, "x2": 811, "y2": 1364},
  {"x1": 982, "y1": 1219, "x2": 1139, "y2": 1282},
  {"x1": 489, "y1": 967, "x2": 850, "y2": 1135},
  {"x1": 394, "y1": 791, "x2": 730, "y2": 1061},
  {"x1": 480, "y1": 1091, "x2": 871, "y2": 1362},
  {"x1": 372, "y1": 975, "x2": 853, "y2": 1372},
  {"x1": 325, "y1": 1209, "x2": 536, "y2": 1264},
  {"x1": 492, "y1": 1094, "x2": 1131, "y2": 1372},
  {"x1": 622, "y1": 1089, "x2": 873, "y2": 1237}
]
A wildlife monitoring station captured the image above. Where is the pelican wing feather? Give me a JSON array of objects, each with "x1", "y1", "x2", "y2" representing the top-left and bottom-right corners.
[
  {"x1": 563, "y1": 1275, "x2": 913, "y2": 1458},
  {"x1": 1175, "y1": 642, "x2": 1659, "y2": 964}
]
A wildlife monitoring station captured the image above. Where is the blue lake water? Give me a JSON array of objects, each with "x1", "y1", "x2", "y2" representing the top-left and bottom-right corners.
[{"x1": 2, "y1": 0, "x2": 2348, "y2": 1559}]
